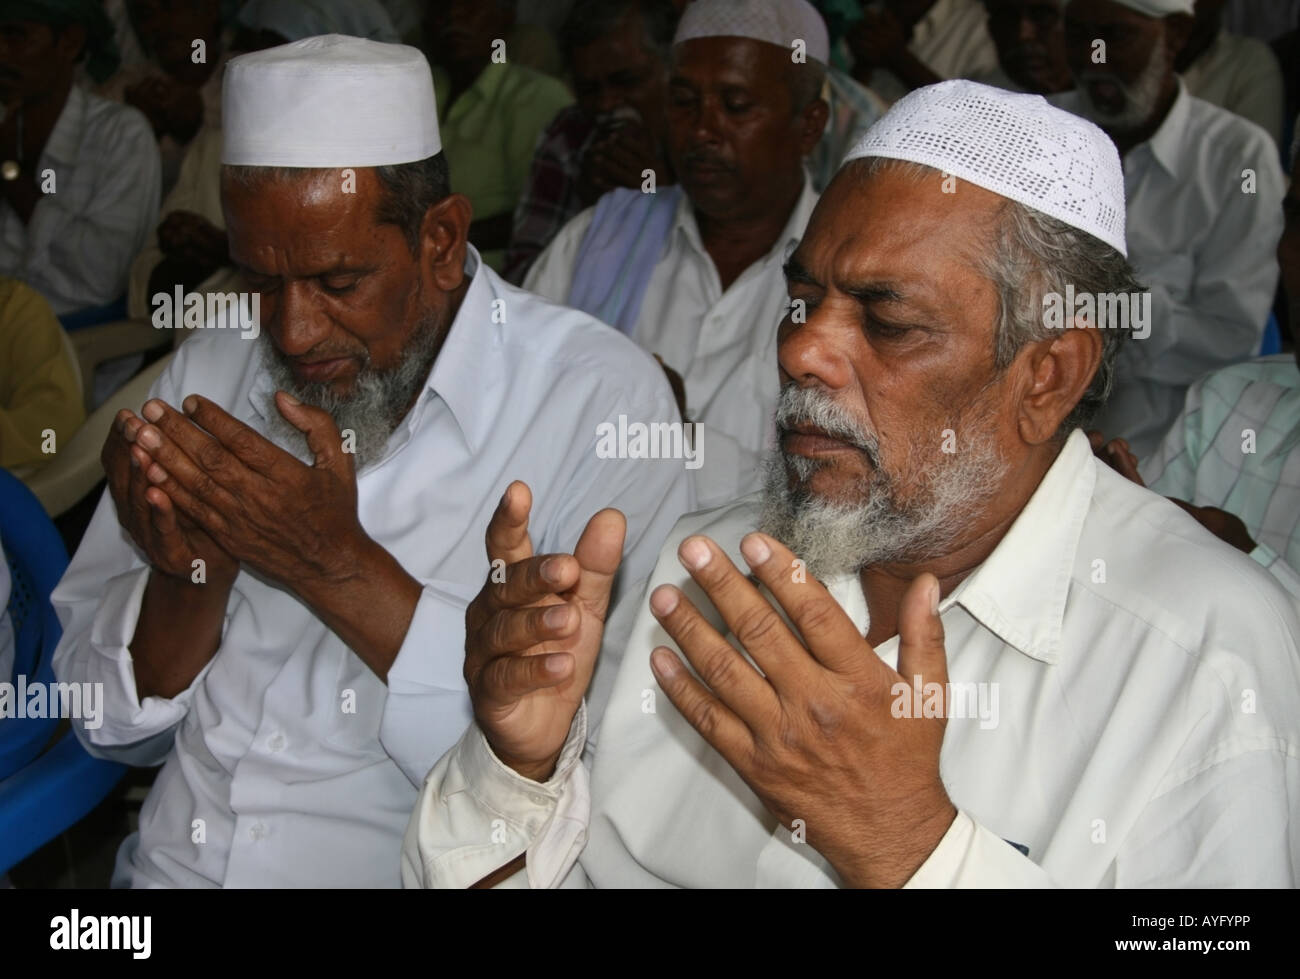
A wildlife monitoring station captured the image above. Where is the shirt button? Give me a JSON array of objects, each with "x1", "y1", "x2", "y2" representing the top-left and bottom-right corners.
[
  {"x1": 249, "y1": 822, "x2": 266, "y2": 841},
  {"x1": 529, "y1": 793, "x2": 548, "y2": 806},
  {"x1": 268, "y1": 733, "x2": 286, "y2": 752}
]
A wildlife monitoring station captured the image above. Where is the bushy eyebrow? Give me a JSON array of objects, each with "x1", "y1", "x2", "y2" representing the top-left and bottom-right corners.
[{"x1": 783, "y1": 256, "x2": 908, "y2": 305}]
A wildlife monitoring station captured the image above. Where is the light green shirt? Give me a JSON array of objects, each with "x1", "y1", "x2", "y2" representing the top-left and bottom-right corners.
[
  {"x1": 433, "y1": 61, "x2": 573, "y2": 271},
  {"x1": 1143, "y1": 355, "x2": 1300, "y2": 595}
]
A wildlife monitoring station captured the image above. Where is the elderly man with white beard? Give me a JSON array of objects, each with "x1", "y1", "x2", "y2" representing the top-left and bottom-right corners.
[
  {"x1": 49, "y1": 36, "x2": 692, "y2": 888},
  {"x1": 403, "y1": 80, "x2": 1300, "y2": 889},
  {"x1": 1051, "y1": 0, "x2": 1284, "y2": 458}
]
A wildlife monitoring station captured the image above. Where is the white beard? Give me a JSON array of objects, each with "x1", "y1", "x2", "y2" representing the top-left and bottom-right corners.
[
  {"x1": 759, "y1": 383, "x2": 1010, "y2": 581},
  {"x1": 256, "y1": 312, "x2": 442, "y2": 471},
  {"x1": 1075, "y1": 37, "x2": 1169, "y2": 133}
]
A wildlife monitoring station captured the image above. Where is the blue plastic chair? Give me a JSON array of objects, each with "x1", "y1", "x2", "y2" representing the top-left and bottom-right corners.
[{"x1": 0, "y1": 469, "x2": 126, "y2": 876}]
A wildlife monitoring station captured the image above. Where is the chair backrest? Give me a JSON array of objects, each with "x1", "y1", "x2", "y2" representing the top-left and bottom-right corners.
[{"x1": 0, "y1": 470, "x2": 69, "y2": 780}]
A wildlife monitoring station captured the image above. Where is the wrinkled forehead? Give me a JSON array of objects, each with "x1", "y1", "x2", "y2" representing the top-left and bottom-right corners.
[
  {"x1": 802, "y1": 160, "x2": 1007, "y2": 277},
  {"x1": 670, "y1": 34, "x2": 792, "y2": 86}
]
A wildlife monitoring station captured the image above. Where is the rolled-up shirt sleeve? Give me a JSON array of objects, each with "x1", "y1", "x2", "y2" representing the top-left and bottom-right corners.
[
  {"x1": 51, "y1": 506, "x2": 213, "y2": 766},
  {"x1": 401, "y1": 704, "x2": 591, "y2": 889}
]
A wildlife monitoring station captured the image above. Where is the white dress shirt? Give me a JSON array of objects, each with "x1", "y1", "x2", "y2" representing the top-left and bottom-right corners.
[
  {"x1": 0, "y1": 87, "x2": 161, "y2": 316},
  {"x1": 51, "y1": 247, "x2": 694, "y2": 888},
  {"x1": 1053, "y1": 82, "x2": 1285, "y2": 458},
  {"x1": 1180, "y1": 31, "x2": 1285, "y2": 147},
  {"x1": 525, "y1": 180, "x2": 819, "y2": 509},
  {"x1": 404, "y1": 429, "x2": 1300, "y2": 888}
]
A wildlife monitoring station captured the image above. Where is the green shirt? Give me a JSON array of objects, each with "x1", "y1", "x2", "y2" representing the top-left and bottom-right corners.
[{"x1": 433, "y1": 61, "x2": 573, "y2": 272}]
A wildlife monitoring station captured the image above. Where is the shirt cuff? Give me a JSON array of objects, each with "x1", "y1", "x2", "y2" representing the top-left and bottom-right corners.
[
  {"x1": 407, "y1": 704, "x2": 590, "y2": 889},
  {"x1": 382, "y1": 581, "x2": 480, "y2": 785},
  {"x1": 903, "y1": 811, "x2": 1054, "y2": 888},
  {"x1": 83, "y1": 566, "x2": 205, "y2": 745}
]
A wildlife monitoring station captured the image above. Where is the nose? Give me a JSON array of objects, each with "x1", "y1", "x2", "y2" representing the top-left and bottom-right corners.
[
  {"x1": 269, "y1": 280, "x2": 331, "y2": 358},
  {"x1": 776, "y1": 304, "x2": 856, "y2": 394}
]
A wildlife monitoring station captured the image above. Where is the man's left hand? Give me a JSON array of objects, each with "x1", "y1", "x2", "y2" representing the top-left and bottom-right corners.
[{"x1": 648, "y1": 531, "x2": 957, "y2": 888}]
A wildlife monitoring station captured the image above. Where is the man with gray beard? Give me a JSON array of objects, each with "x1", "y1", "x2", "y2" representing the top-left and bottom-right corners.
[
  {"x1": 1050, "y1": 0, "x2": 1284, "y2": 457},
  {"x1": 49, "y1": 36, "x2": 691, "y2": 888},
  {"x1": 404, "y1": 81, "x2": 1300, "y2": 889}
]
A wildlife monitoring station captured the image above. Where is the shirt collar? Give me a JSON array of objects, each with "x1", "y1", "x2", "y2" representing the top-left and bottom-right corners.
[
  {"x1": 1136, "y1": 77, "x2": 1192, "y2": 181},
  {"x1": 41, "y1": 87, "x2": 87, "y2": 168},
  {"x1": 825, "y1": 428, "x2": 1096, "y2": 666},
  {"x1": 246, "y1": 245, "x2": 501, "y2": 456}
]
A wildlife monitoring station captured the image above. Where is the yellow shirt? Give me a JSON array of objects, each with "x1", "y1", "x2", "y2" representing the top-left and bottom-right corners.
[
  {"x1": 0, "y1": 277, "x2": 85, "y2": 469},
  {"x1": 433, "y1": 61, "x2": 573, "y2": 271}
]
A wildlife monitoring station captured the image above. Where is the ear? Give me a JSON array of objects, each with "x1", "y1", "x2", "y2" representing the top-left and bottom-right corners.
[
  {"x1": 798, "y1": 96, "x2": 830, "y2": 157},
  {"x1": 1014, "y1": 320, "x2": 1104, "y2": 445},
  {"x1": 419, "y1": 192, "x2": 473, "y2": 293}
]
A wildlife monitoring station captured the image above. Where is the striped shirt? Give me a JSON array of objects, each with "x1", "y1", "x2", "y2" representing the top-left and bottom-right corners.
[{"x1": 1142, "y1": 355, "x2": 1300, "y2": 595}]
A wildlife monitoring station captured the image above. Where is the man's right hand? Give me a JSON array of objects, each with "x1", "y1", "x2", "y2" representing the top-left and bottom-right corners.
[
  {"x1": 464, "y1": 481, "x2": 625, "y2": 782},
  {"x1": 104, "y1": 408, "x2": 238, "y2": 587}
]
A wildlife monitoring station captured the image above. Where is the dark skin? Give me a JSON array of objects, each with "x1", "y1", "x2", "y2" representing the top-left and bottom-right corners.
[
  {"x1": 0, "y1": 20, "x2": 84, "y2": 224},
  {"x1": 148, "y1": 210, "x2": 231, "y2": 298},
  {"x1": 847, "y1": 0, "x2": 943, "y2": 91},
  {"x1": 982, "y1": 0, "x2": 1073, "y2": 94},
  {"x1": 1063, "y1": 0, "x2": 1193, "y2": 156},
  {"x1": 1174, "y1": 0, "x2": 1227, "y2": 72},
  {"x1": 571, "y1": 5, "x2": 673, "y2": 206},
  {"x1": 424, "y1": 0, "x2": 515, "y2": 106},
  {"x1": 123, "y1": 0, "x2": 223, "y2": 144},
  {"x1": 666, "y1": 37, "x2": 826, "y2": 291},
  {"x1": 107, "y1": 169, "x2": 475, "y2": 699},
  {"x1": 465, "y1": 166, "x2": 1103, "y2": 886}
]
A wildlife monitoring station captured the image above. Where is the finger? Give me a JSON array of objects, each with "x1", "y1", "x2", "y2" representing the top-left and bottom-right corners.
[
  {"x1": 648, "y1": 583, "x2": 778, "y2": 727},
  {"x1": 894, "y1": 573, "x2": 949, "y2": 711},
  {"x1": 477, "y1": 602, "x2": 581, "y2": 658},
  {"x1": 486, "y1": 481, "x2": 534, "y2": 567},
  {"x1": 649, "y1": 644, "x2": 755, "y2": 768},
  {"x1": 672, "y1": 534, "x2": 817, "y2": 687},
  {"x1": 569, "y1": 508, "x2": 625, "y2": 619},
  {"x1": 140, "y1": 398, "x2": 244, "y2": 494},
  {"x1": 271, "y1": 391, "x2": 353, "y2": 479},
  {"x1": 133, "y1": 413, "x2": 243, "y2": 519},
  {"x1": 482, "y1": 553, "x2": 580, "y2": 613},
  {"x1": 137, "y1": 447, "x2": 233, "y2": 542},
  {"x1": 475, "y1": 651, "x2": 574, "y2": 708},
  {"x1": 178, "y1": 393, "x2": 286, "y2": 478},
  {"x1": 736, "y1": 531, "x2": 878, "y2": 680},
  {"x1": 145, "y1": 484, "x2": 182, "y2": 539}
]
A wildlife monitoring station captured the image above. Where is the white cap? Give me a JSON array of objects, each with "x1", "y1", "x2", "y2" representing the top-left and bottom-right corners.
[
  {"x1": 843, "y1": 80, "x2": 1127, "y2": 256},
  {"x1": 222, "y1": 34, "x2": 440, "y2": 168},
  {"x1": 1103, "y1": 0, "x2": 1195, "y2": 15},
  {"x1": 674, "y1": 0, "x2": 829, "y2": 64}
]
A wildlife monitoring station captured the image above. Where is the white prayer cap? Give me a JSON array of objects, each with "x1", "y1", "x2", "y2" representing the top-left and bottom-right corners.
[
  {"x1": 1086, "y1": 0, "x2": 1194, "y2": 16},
  {"x1": 674, "y1": 0, "x2": 830, "y2": 64},
  {"x1": 222, "y1": 34, "x2": 440, "y2": 168},
  {"x1": 843, "y1": 80, "x2": 1127, "y2": 256}
]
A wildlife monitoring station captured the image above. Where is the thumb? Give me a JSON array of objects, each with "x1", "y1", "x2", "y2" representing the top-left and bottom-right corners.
[
  {"x1": 895, "y1": 572, "x2": 948, "y2": 705},
  {"x1": 571, "y1": 508, "x2": 626, "y2": 619},
  {"x1": 275, "y1": 391, "x2": 353, "y2": 477}
]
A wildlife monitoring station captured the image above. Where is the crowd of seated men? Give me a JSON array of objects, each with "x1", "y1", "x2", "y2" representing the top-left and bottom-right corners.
[{"x1": 1, "y1": 0, "x2": 1298, "y2": 890}]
